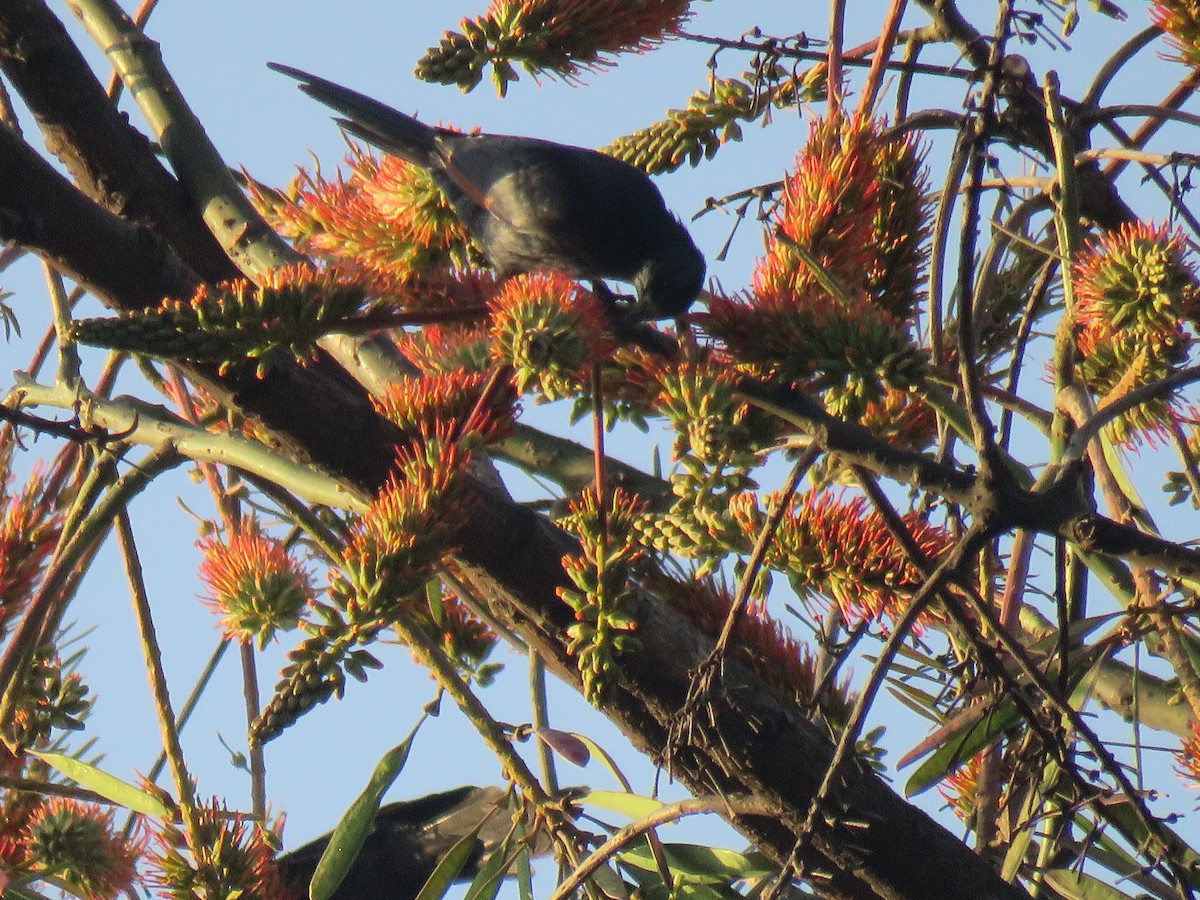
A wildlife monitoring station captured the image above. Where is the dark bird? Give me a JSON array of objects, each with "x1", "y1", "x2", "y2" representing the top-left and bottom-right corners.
[
  {"x1": 277, "y1": 786, "x2": 514, "y2": 900},
  {"x1": 270, "y1": 63, "x2": 706, "y2": 321}
]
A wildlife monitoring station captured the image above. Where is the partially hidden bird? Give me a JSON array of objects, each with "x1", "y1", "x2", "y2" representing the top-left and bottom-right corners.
[
  {"x1": 277, "y1": 786, "x2": 522, "y2": 900},
  {"x1": 269, "y1": 63, "x2": 706, "y2": 321}
]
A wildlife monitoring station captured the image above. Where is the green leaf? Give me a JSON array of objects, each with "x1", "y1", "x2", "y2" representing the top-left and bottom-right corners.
[
  {"x1": 1084, "y1": 796, "x2": 1200, "y2": 891},
  {"x1": 517, "y1": 842, "x2": 534, "y2": 900},
  {"x1": 1065, "y1": 827, "x2": 1179, "y2": 900},
  {"x1": 584, "y1": 790, "x2": 665, "y2": 820},
  {"x1": 999, "y1": 801, "x2": 1037, "y2": 882},
  {"x1": 671, "y1": 883, "x2": 726, "y2": 900},
  {"x1": 31, "y1": 751, "x2": 171, "y2": 819},
  {"x1": 309, "y1": 717, "x2": 426, "y2": 900},
  {"x1": 904, "y1": 701, "x2": 1020, "y2": 797},
  {"x1": 462, "y1": 830, "x2": 513, "y2": 900},
  {"x1": 904, "y1": 628, "x2": 1122, "y2": 797},
  {"x1": 885, "y1": 682, "x2": 944, "y2": 724},
  {"x1": 414, "y1": 823, "x2": 487, "y2": 900},
  {"x1": 1043, "y1": 868, "x2": 1138, "y2": 899},
  {"x1": 570, "y1": 733, "x2": 633, "y2": 788},
  {"x1": 620, "y1": 844, "x2": 773, "y2": 882},
  {"x1": 585, "y1": 861, "x2": 631, "y2": 898}
]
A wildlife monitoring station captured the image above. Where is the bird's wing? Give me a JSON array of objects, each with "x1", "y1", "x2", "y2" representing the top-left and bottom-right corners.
[{"x1": 432, "y1": 137, "x2": 520, "y2": 231}]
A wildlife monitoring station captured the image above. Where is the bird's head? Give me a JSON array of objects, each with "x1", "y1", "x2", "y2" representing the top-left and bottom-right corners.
[{"x1": 635, "y1": 224, "x2": 706, "y2": 320}]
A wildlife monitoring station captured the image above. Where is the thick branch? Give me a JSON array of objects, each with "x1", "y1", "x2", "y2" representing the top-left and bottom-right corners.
[
  {"x1": 0, "y1": 81, "x2": 1031, "y2": 900},
  {"x1": 738, "y1": 378, "x2": 1200, "y2": 582},
  {"x1": 0, "y1": 123, "x2": 202, "y2": 307},
  {"x1": 0, "y1": 0, "x2": 238, "y2": 282}
]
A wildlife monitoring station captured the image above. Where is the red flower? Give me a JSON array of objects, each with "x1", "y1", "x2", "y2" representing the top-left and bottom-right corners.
[
  {"x1": 373, "y1": 369, "x2": 517, "y2": 446},
  {"x1": 144, "y1": 800, "x2": 292, "y2": 898},
  {"x1": 0, "y1": 445, "x2": 62, "y2": 638},
  {"x1": 1153, "y1": 1, "x2": 1200, "y2": 67},
  {"x1": 1073, "y1": 221, "x2": 1199, "y2": 445},
  {"x1": 253, "y1": 144, "x2": 472, "y2": 281},
  {"x1": 489, "y1": 272, "x2": 614, "y2": 399},
  {"x1": 1075, "y1": 221, "x2": 1198, "y2": 339},
  {"x1": 23, "y1": 797, "x2": 141, "y2": 899},
  {"x1": 938, "y1": 752, "x2": 984, "y2": 824},
  {"x1": 339, "y1": 434, "x2": 472, "y2": 617},
  {"x1": 396, "y1": 323, "x2": 494, "y2": 374},
  {"x1": 418, "y1": 0, "x2": 692, "y2": 92},
  {"x1": 648, "y1": 572, "x2": 855, "y2": 721},
  {"x1": 1177, "y1": 719, "x2": 1200, "y2": 788},
  {"x1": 754, "y1": 115, "x2": 929, "y2": 322},
  {"x1": 731, "y1": 490, "x2": 952, "y2": 627},
  {"x1": 198, "y1": 517, "x2": 314, "y2": 649}
]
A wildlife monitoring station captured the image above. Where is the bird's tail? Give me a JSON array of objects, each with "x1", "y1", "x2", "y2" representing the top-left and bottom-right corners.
[{"x1": 269, "y1": 62, "x2": 438, "y2": 165}]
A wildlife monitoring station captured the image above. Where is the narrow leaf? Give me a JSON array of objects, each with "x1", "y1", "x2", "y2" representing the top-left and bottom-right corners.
[
  {"x1": 904, "y1": 701, "x2": 1019, "y2": 796},
  {"x1": 32, "y1": 751, "x2": 170, "y2": 818},
  {"x1": 1044, "y1": 868, "x2": 1138, "y2": 899},
  {"x1": 620, "y1": 844, "x2": 773, "y2": 881},
  {"x1": 462, "y1": 830, "x2": 513, "y2": 900},
  {"x1": 413, "y1": 823, "x2": 487, "y2": 900},
  {"x1": 309, "y1": 717, "x2": 425, "y2": 900},
  {"x1": 584, "y1": 789, "x2": 665, "y2": 819},
  {"x1": 570, "y1": 734, "x2": 631, "y2": 788}
]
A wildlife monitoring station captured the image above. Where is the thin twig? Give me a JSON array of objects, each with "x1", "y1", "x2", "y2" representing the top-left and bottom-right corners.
[
  {"x1": 857, "y1": 0, "x2": 908, "y2": 118},
  {"x1": 116, "y1": 511, "x2": 198, "y2": 833},
  {"x1": 550, "y1": 795, "x2": 775, "y2": 900}
]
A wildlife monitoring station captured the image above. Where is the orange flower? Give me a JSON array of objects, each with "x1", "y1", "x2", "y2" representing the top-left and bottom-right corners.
[
  {"x1": 1177, "y1": 719, "x2": 1200, "y2": 788},
  {"x1": 858, "y1": 388, "x2": 937, "y2": 453},
  {"x1": 23, "y1": 798, "x2": 141, "y2": 899},
  {"x1": 396, "y1": 323, "x2": 494, "y2": 374},
  {"x1": 1075, "y1": 221, "x2": 1198, "y2": 339},
  {"x1": 5, "y1": 653, "x2": 91, "y2": 749},
  {"x1": 938, "y1": 752, "x2": 984, "y2": 824},
  {"x1": 373, "y1": 369, "x2": 517, "y2": 446},
  {"x1": 0, "y1": 445, "x2": 61, "y2": 637},
  {"x1": 144, "y1": 800, "x2": 291, "y2": 898},
  {"x1": 731, "y1": 490, "x2": 952, "y2": 627},
  {"x1": 341, "y1": 434, "x2": 472, "y2": 617},
  {"x1": 1073, "y1": 221, "x2": 1198, "y2": 444},
  {"x1": 646, "y1": 345, "x2": 755, "y2": 464},
  {"x1": 0, "y1": 789, "x2": 35, "y2": 875},
  {"x1": 489, "y1": 0, "x2": 689, "y2": 65},
  {"x1": 701, "y1": 288, "x2": 926, "y2": 420},
  {"x1": 647, "y1": 572, "x2": 855, "y2": 721},
  {"x1": 1153, "y1": 1, "x2": 1200, "y2": 67},
  {"x1": 254, "y1": 145, "x2": 472, "y2": 281},
  {"x1": 368, "y1": 268, "x2": 501, "y2": 314},
  {"x1": 418, "y1": 0, "x2": 692, "y2": 92},
  {"x1": 489, "y1": 272, "x2": 614, "y2": 399},
  {"x1": 198, "y1": 517, "x2": 313, "y2": 649},
  {"x1": 754, "y1": 115, "x2": 930, "y2": 322},
  {"x1": 431, "y1": 588, "x2": 498, "y2": 673},
  {"x1": 557, "y1": 486, "x2": 647, "y2": 701}
]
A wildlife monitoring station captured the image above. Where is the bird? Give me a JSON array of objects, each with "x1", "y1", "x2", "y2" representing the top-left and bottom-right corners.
[
  {"x1": 269, "y1": 63, "x2": 706, "y2": 322},
  {"x1": 277, "y1": 786, "x2": 516, "y2": 900}
]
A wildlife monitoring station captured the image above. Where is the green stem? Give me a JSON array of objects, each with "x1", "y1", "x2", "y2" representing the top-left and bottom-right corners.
[
  {"x1": 125, "y1": 639, "x2": 230, "y2": 838},
  {"x1": 1044, "y1": 70, "x2": 1085, "y2": 463},
  {"x1": 239, "y1": 641, "x2": 267, "y2": 819},
  {"x1": 116, "y1": 511, "x2": 199, "y2": 836},
  {"x1": 42, "y1": 264, "x2": 81, "y2": 388},
  {"x1": 68, "y1": 0, "x2": 297, "y2": 279},
  {"x1": 17, "y1": 379, "x2": 364, "y2": 511}
]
